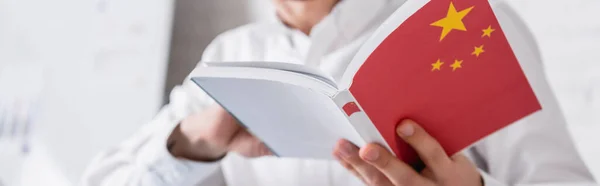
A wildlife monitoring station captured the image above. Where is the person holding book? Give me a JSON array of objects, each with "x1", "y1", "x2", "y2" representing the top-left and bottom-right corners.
[{"x1": 82, "y1": 0, "x2": 596, "y2": 186}]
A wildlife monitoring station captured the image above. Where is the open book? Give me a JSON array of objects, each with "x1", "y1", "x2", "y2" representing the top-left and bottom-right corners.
[{"x1": 190, "y1": 0, "x2": 542, "y2": 165}]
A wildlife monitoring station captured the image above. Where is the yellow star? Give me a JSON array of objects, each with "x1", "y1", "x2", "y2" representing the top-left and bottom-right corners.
[
  {"x1": 450, "y1": 59, "x2": 463, "y2": 71},
  {"x1": 430, "y1": 2, "x2": 475, "y2": 41},
  {"x1": 472, "y1": 45, "x2": 485, "y2": 57},
  {"x1": 431, "y1": 59, "x2": 444, "y2": 71},
  {"x1": 482, "y1": 25, "x2": 495, "y2": 38}
]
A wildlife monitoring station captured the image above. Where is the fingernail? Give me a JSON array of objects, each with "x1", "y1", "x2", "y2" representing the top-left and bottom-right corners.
[
  {"x1": 362, "y1": 148, "x2": 379, "y2": 162},
  {"x1": 397, "y1": 121, "x2": 414, "y2": 137},
  {"x1": 339, "y1": 141, "x2": 356, "y2": 158}
]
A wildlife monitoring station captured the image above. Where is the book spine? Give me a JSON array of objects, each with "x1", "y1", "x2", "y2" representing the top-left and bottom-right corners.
[{"x1": 332, "y1": 90, "x2": 393, "y2": 154}]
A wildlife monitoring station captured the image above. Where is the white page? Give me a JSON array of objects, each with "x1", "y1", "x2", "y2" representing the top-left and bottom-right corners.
[
  {"x1": 205, "y1": 61, "x2": 337, "y2": 88},
  {"x1": 191, "y1": 65, "x2": 338, "y2": 97},
  {"x1": 192, "y1": 76, "x2": 364, "y2": 159}
]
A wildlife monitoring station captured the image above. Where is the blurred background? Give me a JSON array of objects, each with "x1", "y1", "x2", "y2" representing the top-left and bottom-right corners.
[{"x1": 0, "y1": 0, "x2": 598, "y2": 185}]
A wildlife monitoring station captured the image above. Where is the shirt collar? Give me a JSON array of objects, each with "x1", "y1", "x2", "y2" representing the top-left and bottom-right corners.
[
  {"x1": 268, "y1": 0, "x2": 406, "y2": 65},
  {"x1": 323, "y1": 0, "x2": 394, "y2": 41},
  {"x1": 271, "y1": 0, "x2": 400, "y2": 38},
  {"x1": 306, "y1": 0, "x2": 405, "y2": 66}
]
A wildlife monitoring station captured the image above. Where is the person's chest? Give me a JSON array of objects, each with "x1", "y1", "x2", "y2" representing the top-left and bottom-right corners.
[{"x1": 221, "y1": 33, "x2": 368, "y2": 83}]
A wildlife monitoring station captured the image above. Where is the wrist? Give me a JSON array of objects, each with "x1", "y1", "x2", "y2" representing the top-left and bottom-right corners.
[{"x1": 167, "y1": 124, "x2": 226, "y2": 162}]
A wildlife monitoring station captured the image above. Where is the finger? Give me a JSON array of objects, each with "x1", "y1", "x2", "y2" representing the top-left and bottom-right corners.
[
  {"x1": 334, "y1": 151, "x2": 373, "y2": 184},
  {"x1": 450, "y1": 153, "x2": 479, "y2": 172},
  {"x1": 420, "y1": 168, "x2": 436, "y2": 181},
  {"x1": 334, "y1": 152, "x2": 367, "y2": 183},
  {"x1": 451, "y1": 153, "x2": 470, "y2": 163},
  {"x1": 334, "y1": 139, "x2": 392, "y2": 186},
  {"x1": 359, "y1": 143, "x2": 431, "y2": 186},
  {"x1": 396, "y1": 119, "x2": 452, "y2": 174},
  {"x1": 333, "y1": 152, "x2": 355, "y2": 170}
]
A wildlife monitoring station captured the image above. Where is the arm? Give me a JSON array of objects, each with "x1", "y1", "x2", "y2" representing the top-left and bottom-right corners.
[
  {"x1": 80, "y1": 78, "x2": 227, "y2": 186},
  {"x1": 471, "y1": 89, "x2": 596, "y2": 186},
  {"x1": 81, "y1": 38, "x2": 229, "y2": 186},
  {"x1": 471, "y1": 1, "x2": 596, "y2": 185},
  {"x1": 471, "y1": 97, "x2": 596, "y2": 186}
]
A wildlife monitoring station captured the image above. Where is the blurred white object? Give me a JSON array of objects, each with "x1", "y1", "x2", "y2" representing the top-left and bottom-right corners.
[
  {"x1": 506, "y1": 0, "x2": 600, "y2": 179},
  {"x1": 0, "y1": 64, "x2": 43, "y2": 154},
  {"x1": 0, "y1": 99, "x2": 36, "y2": 154},
  {"x1": 0, "y1": 64, "x2": 43, "y2": 186},
  {"x1": 1, "y1": 0, "x2": 173, "y2": 185}
]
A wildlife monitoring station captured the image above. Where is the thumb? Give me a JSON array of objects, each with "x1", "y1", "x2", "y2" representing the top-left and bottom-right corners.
[{"x1": 228, "y1": 129, "x2": 272, "y2": 157}]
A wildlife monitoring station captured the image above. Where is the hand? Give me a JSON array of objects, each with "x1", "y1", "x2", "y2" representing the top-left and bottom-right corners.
[
  {"x1": 168, "y1": 104, "x2": 272, "y2": 161},
  {"x1": 333, "y1": 120, "x2": 482, "y2": 186}
]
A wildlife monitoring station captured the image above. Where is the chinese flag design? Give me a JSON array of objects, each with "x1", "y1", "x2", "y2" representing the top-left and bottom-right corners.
[
  {"x1": 349, "y1": 0, "x2": 541, "y2": 167},
  {"x1": 343, "y1": 102, "x2": 361, "y2": 116}
]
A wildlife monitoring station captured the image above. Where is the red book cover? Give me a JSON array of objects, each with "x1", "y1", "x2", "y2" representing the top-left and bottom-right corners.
[{"x1": 349, "y1": 0, "x2": 542, "y2": 166}]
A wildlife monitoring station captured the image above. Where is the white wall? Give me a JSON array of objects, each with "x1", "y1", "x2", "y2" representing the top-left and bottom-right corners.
[{"x1": 0, "y1": 0, "x2": 173, "y2": 185}]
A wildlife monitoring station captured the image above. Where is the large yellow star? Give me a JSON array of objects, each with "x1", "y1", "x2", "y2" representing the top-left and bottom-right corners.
[
  {"x1": 450, "y1": 59, "x2": 463, "y2": 71},
  {"x1": 482, "y1": 25, "x2": 495, "y2": 38},
  {"x1": 472, "y1": 45, "x2": 485, "y2": 57},
  {"x1": 430, "y1": 2, "x2": 475, "y2": 41},
  {"x1": 431, "y1": 59, "x2": 444, "y2": 71}
]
